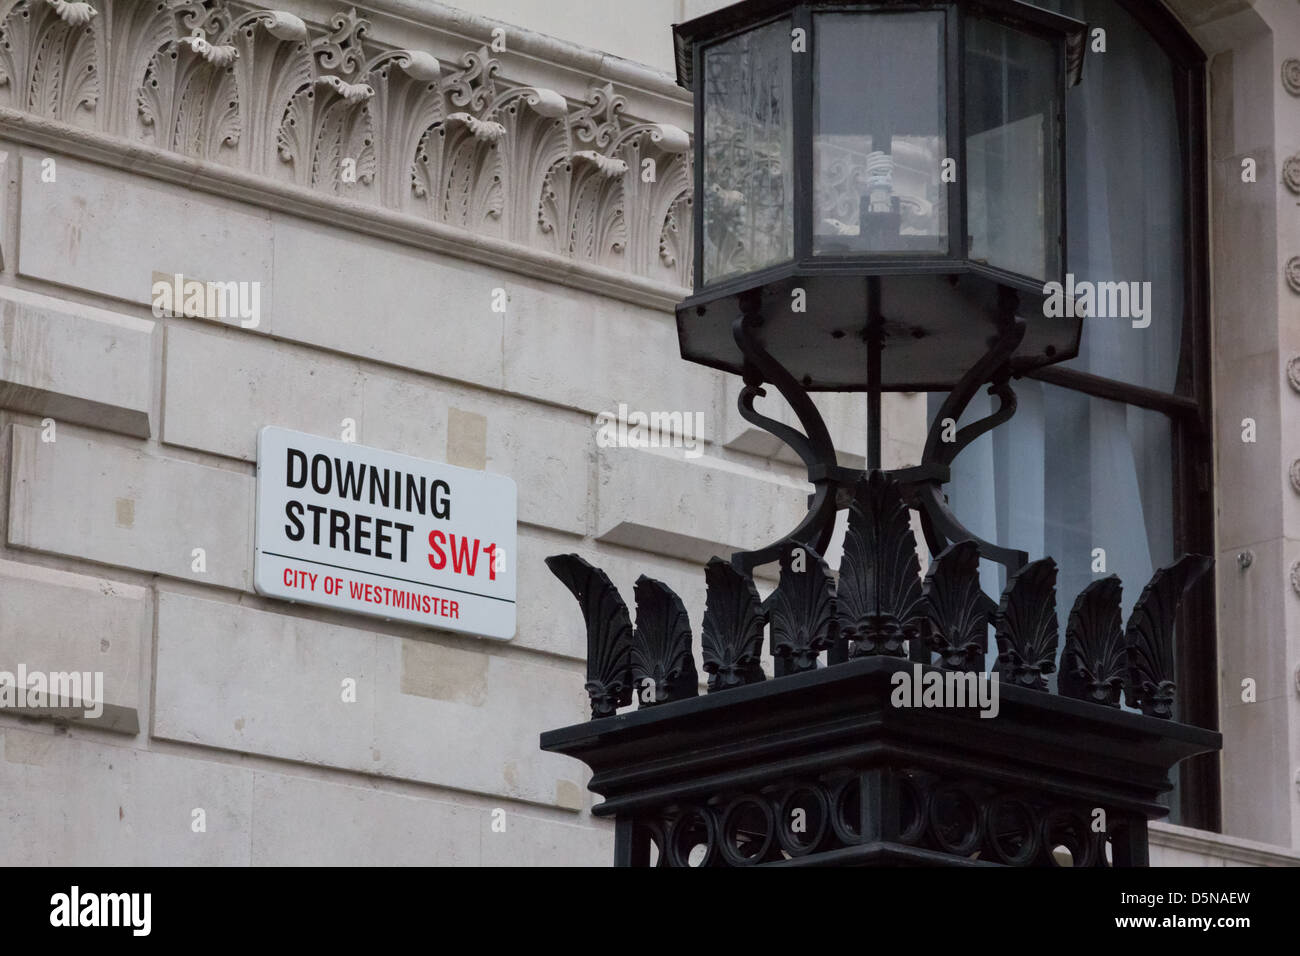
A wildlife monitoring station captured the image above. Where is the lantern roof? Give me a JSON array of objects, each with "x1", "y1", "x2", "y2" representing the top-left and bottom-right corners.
[{"x1": 673, "y1": 0, "x2": 1086, "y2": 93}]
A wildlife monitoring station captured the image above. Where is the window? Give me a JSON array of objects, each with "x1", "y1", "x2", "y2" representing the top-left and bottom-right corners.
[{"x1": 925, "y1": 0, "x2": 1214, "y2": 828}]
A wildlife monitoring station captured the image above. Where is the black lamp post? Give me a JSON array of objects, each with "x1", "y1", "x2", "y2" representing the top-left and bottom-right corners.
[
  {"x1": 675, "y1": 0, "x2": 1087, "y2": 574},
  {"x1": 539, "y1": 0, "x2": 1219, "y2": 868},
  {"x1": 677, "y1": 0, "x2": 1085, "y2": 390}
]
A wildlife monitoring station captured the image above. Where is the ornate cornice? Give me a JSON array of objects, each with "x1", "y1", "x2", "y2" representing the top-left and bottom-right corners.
[{"x1": 0, "y1": 0, "x2": 694, "y2": 295}]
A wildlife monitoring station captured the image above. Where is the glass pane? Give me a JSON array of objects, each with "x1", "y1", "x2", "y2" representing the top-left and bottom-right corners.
[
  {"x1": 965, "y1": 18, "x2": 1060, "y2": 280},
  {"x1": 1037, "y1": 0, "x2": 1185, "y2": 393},
  {"x1": 701, "y1": 20, "x2": 794, "y2": 285},
  {"x1": 925, "y1": 380, "x2": 1174, "y2": 658},
  {"x1": 814, "y1": 11, "x2": 947, "y2": 255}
]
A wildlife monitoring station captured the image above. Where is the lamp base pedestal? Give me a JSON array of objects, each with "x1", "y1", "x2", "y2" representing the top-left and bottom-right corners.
[{"x1": 540, "y1": 656, "x2": 1219, "y2": 867}]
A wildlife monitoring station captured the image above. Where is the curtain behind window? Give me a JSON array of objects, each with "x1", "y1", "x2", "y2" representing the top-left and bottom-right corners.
[
  {"x1": 925, "y1": 0, "x2": 1186, "y2": 818},
  {"x1": 927, "y1": 0, "x2": 1182, "y2": 680}
]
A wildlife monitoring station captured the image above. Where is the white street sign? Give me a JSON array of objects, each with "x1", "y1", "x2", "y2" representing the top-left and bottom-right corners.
[{"x1": 254, "y1": 427, "x2": 517, "y2": 639}]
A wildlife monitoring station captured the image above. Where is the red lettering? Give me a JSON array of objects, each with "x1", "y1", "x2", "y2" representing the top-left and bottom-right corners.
[
  {"x1": 428, "y1": 530, "x2": 447, "y2": 570},
  {"x1": 450, "y1": 535, "x2": 479, "y2": 575}
]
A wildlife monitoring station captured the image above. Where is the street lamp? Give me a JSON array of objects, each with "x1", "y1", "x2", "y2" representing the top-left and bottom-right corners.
[
  {"x1": 672, "y1": 0, "x2": 1088, "y2": 573},
  {"x1": 539, "y1": 1, "x2": 1218, "y2": 868},
  {"x1": 677, "y1": 0, "x2": 1085, "y2": 391}
]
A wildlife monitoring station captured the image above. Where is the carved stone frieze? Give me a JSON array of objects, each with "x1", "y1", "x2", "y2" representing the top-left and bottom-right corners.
[{"x1": 0, "y1": 0, "x2": 694, "y2": 286}]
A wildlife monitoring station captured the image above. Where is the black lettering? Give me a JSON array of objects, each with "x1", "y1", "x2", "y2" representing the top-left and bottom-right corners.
[
  {"x1": 354, "y1": 514, "x2": 372, "y2": 555},
  {"x1": 329, "y1": 509, "x2": 350, "y2": 551},
  {"x1": 369, "y1": 465, "x2": 389, "y2": 507},
  {"x1": 310, "y1": 454, "x2": 332, "y2": 494},
  {"x1": 284, "y1": 500, "x2": 304, "y2": 540},
  {"x1": 287, "y1": 448, "x2": 307, "y2": 488},
  {"x1": 406, "y1": 475, "x2": 426, "y2": 515},
  {"x1": 374, "y1": 519, "x2": 393, "y2": 559},
  {"x1": 306, "y1": 504, "x2": 327, "y2": 543},
  {"x1": 431, "y1": 480, "x2": 451, "y2": 519},
  {"x1": 395, "y1": 522, "x2": 414, "y2": 562},
  {"x1": 335, "y1": 459, "x2": 365, "y2": 501}
]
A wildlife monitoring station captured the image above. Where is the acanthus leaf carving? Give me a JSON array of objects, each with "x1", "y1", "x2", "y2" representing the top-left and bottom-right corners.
[
  {"x1": 298, "y1": 73, "x2": 375, "y2": 191},
  {"x1": 701, "y1": 557, "x2": 767, "y2": 693},
  {"x1": 489, "y1": 85, "x2": 570, "y2": 244},
  {"x1": 363, "y1": 48, "x2": 442, "y2": 208},
  {"x1": 96, "y1": 0, "x2": 177, "y2": 137},
  {"x1": 615, "y1": 124, "x2": 691, "y2": 276},
  {"x1": 571, "y1": 149, "x2": 626, "y2": 177},
  {"x1": 992, "y1": 557, "x2": 1059, "y2": 691},
  {"x1": 536, "y1": 82, "x2": 647, "y2": 265},
  {"x1": 539, "y1": 148, "x2": 626, "y2": 262},
  {"x1": 48, "y1": 0, "x2": 96, "y2": 28},
  {"x1": 0, "y1": 0, "x2": 101, "y2": 123},
  {"x1": 138, "y1": 33, "x2": 240, "y2": 160},
  {"x1": 414, "y1": 109, "x2": 504, "y2": 229},
  {"x1": 1122, "y1": 554, "x2": 1214, "y2": 719},
  {"x1": 767, "y1": 541, "x2": 837, "y2": 675},
  {"x1": 659, "y1": 187, "x2": 693, "y2": 285},
  {"x1": 545, "y1": 554, "x2": 633, "y2": 719},
  {"x1": 1, "y1": 2, "x2": 696, "y2": 283},
  {"x1": 1059, "y1": 576, "x2": 1125, "y2": 707},
  {"x1": 836, "y1": 471, "x2": 924, "y2": 658},
  {"x1": 921, "y1": 540, "x2": 990, "y2": 671},
  {"x1": 631, "y1": 575, "x2": 698, "y2": 706},
  {"x1": 223, "y1": 9, "x2": 313, "y2": 177},
  {"x1": 446, "y1": 110, "x2": 505, "y2": 142},
  {"x1": 177, "y1": 34, "x2": 238, "y2": 68}
]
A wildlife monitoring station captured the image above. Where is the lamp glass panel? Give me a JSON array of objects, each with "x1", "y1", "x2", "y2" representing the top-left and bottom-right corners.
[
  {"x1": 813, "y1": 11, "x2": 948, "y2": 256},
  {"x1": 965, "y1": 18, "x2": 1061, "y2": 280},
  {"x1": 701, "y1": 19, "x2": 794, "y2": 285}
]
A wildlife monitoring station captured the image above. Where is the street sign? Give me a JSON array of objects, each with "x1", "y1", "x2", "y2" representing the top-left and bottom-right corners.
[{"x1": 254, "y1": 426, "x2": 517, "y2": 639}]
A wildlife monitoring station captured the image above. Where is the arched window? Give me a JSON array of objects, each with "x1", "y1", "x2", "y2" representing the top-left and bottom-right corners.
[{"x1": 927, "y1": 0, "x2": 1214, "y2": 828}]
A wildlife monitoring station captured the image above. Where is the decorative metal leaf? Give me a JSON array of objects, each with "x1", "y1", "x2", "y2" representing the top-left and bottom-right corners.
[
  {"x1": 631, "y1": 575, "x2": 698, "y2": 706},
  {"x1": 1123, "y1": 555, "x2": 1214, "y2": 719},
  {"x1": 767, "y1": 542, "x2": 837, "y2": 675},
  {"x1": 921, "y1": 540, "x2": 989, "y2": 671},
  {"x1": 837, "y1": 471, "x2": 924, "y2": 658},
  {"x1": 545, "y1": 554, "x2": 632, "y2": 718},
  {"x1": 701, "y1": 558, "x2": 767, "y2": 693},
  {"x1": 1059, "y1": 576, "x2": 1125, "y2": 707},
  {"x1": 992, "y1": 558, "x2": 1058, "y2": 691}
]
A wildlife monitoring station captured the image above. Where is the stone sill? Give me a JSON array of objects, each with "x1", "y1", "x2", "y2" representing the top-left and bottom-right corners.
[{"x1": 1150, "y1": 822, "x2": 1300, "y2": 866}]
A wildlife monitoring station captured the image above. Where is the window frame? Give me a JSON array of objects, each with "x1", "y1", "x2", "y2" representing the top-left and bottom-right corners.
[{"x1": 1021, "y1": 0, "x2": 1216, "y2": 830}]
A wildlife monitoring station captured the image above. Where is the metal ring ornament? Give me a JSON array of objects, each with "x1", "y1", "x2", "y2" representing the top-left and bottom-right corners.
[
  {"x1": 718, "y1": 795, "x2": 776, "y2": 866},
  {"x1": 666, "y1": 806, "x2": 718, "y2": 868}
]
